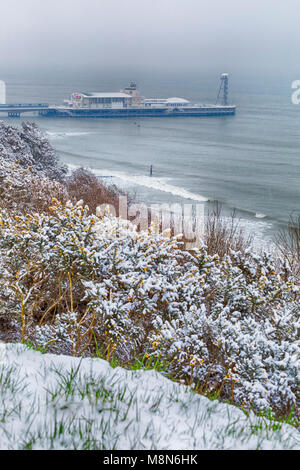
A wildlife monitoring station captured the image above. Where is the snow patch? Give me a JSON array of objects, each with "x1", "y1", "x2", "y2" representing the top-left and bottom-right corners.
[{"x1": 0, "y1": 343, "x2": 299, "y2": 450}]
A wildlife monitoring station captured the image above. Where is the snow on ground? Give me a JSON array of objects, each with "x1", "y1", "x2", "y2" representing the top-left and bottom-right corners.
[{"x1": 0, "y1": 343, "x2": 299, "y2": 450}]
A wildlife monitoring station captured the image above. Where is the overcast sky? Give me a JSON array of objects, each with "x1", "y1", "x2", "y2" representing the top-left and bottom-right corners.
[{"x1": 0, "y1": 0, "x2": 299, "y2": 77}]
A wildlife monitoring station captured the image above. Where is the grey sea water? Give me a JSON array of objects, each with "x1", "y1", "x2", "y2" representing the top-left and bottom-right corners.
[{"x1": 1, "y1": 68, "x2": 300, "y2": 243}]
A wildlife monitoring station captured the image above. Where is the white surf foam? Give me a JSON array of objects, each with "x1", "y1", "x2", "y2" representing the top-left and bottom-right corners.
[
  {"x1": 90, "y1": 168, "x2": 210, "y2": 202},
  {"x1": 67, "y1": 164, "x2": 209, "y2": 202},
  {"x1": 65, "y1": 132, "x2": 92, "y2": 137},
  {"x1": 46, "y1": 131, "x2": 92, "y2": 139}
]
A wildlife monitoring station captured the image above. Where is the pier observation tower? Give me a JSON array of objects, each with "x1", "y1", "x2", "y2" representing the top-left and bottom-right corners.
[{"x1": 216, "y1": 73, "x2": 229, "y2": 106}]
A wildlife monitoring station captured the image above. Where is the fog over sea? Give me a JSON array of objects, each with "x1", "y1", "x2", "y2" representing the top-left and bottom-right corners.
[{"x1": 2, "y1": 67, "x2": 300, "y2": 246}]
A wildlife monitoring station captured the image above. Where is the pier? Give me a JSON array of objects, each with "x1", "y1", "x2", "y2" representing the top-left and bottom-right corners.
[{"x1": 0, "y1": 74, "x2": 236, "y2": 119}]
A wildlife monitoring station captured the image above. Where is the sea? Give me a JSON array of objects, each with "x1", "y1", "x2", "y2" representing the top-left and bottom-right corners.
[{"x1": 1, "y1": 67, "x2": 300, "y2": 248}]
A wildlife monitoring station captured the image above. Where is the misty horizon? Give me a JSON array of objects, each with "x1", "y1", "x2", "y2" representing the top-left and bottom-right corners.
[{"x1": 0, "y1": 0, "x2": 299, "y2": 81}]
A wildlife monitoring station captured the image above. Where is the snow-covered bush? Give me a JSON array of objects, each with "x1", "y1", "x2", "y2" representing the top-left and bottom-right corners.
[
  {"x1": 150, "y1": 250, "x2": 299, "y2": 415},
  {"x1": 0, "y1": 121, "x2": 69, "y2": 216},
  {"x1": 0, "y1": 157, "x2": 68, "y2": 216},
  {"x1": 0, "y1": 199, "x2": 299, "y2": 418},
  {"x1": 0, "y1": 121, "x2": 67, "y2": 181}
]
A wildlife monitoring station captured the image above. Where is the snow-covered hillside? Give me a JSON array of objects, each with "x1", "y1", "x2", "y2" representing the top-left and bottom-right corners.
[{"x1": 0, "y1": 343, "x2": 298, "y2": 450}]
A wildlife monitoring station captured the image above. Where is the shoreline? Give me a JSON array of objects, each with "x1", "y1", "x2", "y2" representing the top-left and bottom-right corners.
[{"x1": 66, "y1": 163, "x2": 275, "y2": 252}]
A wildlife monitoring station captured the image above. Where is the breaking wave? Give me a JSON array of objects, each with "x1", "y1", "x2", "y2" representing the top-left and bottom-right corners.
[
  {"x1": 68, "y1": 164, "x2": 210, "y2": 202},
  {"x1": 46, "y1": 131, "x2": 93, "y2": 139}
]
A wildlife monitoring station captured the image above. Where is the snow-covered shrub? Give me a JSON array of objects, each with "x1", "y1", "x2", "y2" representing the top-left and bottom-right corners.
[
  {"x1": 0, "y1": 199, "x2": 299, "y2": 417},
  {"x1": 0, "y1": 121, "x2": 67, "y2": 181},
  {"x1": 0, "y1": 199, "x2": 99, "y2": 352},
  {"x1": 0, "y1": 157, "x2": 68, "y2": 216},
  {"x1": 0, "y1": 121, "x2": 69, "y2": 217},
  {"x1": 150, "y1": 250, "x2": 299, "y2": 415},
  {"x1": 20, "y1": 122, "x2": 67, "y2": 181}
]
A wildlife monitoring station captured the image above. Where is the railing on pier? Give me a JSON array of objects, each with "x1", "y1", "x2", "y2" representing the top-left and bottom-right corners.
[{"x1": 0, "y1": 103, "x2": 49, "y2": 109}]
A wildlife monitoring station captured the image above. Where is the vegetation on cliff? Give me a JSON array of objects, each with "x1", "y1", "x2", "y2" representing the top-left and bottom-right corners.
[{"x1": 0, "y1": 121, "x2": 299, "y2": 429}]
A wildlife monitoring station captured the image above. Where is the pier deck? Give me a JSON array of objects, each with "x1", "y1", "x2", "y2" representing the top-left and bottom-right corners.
[
  {"x1": 0, "y1": 104, "x2": 50, "y2": 117},
  {"x1": 0, "y1": 103, "x2": 236, "y2": 118}
]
